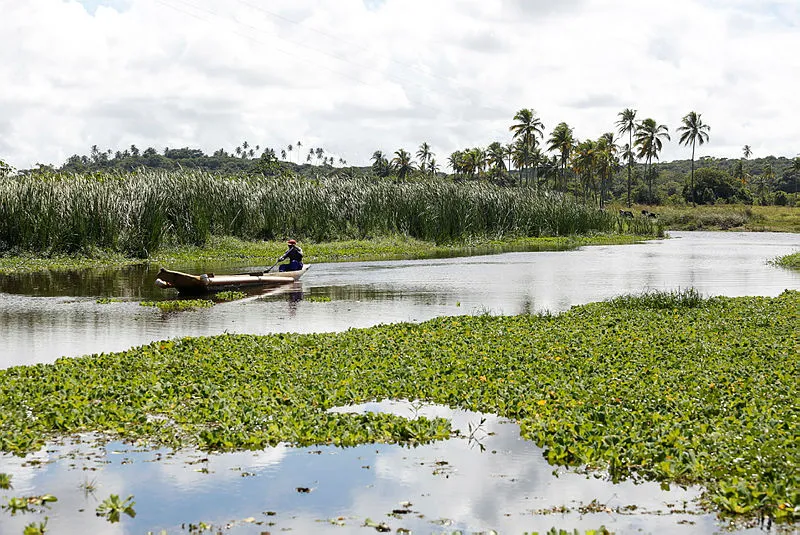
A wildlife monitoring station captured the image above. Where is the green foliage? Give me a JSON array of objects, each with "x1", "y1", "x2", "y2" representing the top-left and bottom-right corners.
[
  {"x1": 139, "y1": 299, "x2": 214, "y2": 312},
  {"x1": 96, "y1": 297, "x2": 122, "y2": 304},
  {"x1": 95, "y1": 494, "x2": 136, "y2": 523},
  {"x1": 305, "y1": 295, "x2": 332, "y2": 302},
  {"x1": 0, "y1": 472, "x2": 11, "y2": 489},
  {"x1": 0, "y1": 292, "x2": 797, "y2": 520},
  {"x1": 214, "y1": 291, "x2": 247, "y2": 302},
  {"x1": 682, "y1": 168, "x2": 751, "y2": 205},
  {"x1": 23, "y1": 518, "x2": 49, "y2": 535},
  {"x1": 605, "y1": 288, "x2": 704, "y2": 309},
  {"x1": 0, "y1": 171, "x2": 654, "y2": 256},
  {"x1": 773, "y1": 251, "x2": 800, "y2": 270}
]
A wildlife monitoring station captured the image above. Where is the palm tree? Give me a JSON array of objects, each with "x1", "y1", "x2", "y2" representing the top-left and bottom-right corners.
[
  {"x1": 509, "y1": 108, "x2": 544, "y2": 187},
  {"x1": 571, "y1": 139, "x2": 596, "y2": 203},
  {"x1": 281, "y1": 149, "x2": 287, "y2": 161},
  {"x1": 448, "y1": 151, "x2": 463, "y2": 178},
  {"x1": 416, "y1": 142, "x2": 433, "y2": 175},
  {"x1": 595, "y1": 133, "x2": 619, "y2": 209},
  {"x1": 487, "y1": 141, "x2": 507, "y2": 178},
  {"x1": 391, "y1": 149, "x2": 414, "y2": 180},
  {"x1": 547, "y1": 122, "x2": 574, "y2": 192},
  {"x1": 677, "y1": 111, "x2": 711, "y2": 207},
  {"x1": 634, "y1": 118, "x2": 671, "y2": 202},
  {"x1": 616, "y1": 108, "x2": 637, "y2": 207},
  {"x1": 428, "y1": 158, "x2": 440, "y2": 176},
  {"x1": 287, "y1": 144, "x2": 293, "y2": 164}
]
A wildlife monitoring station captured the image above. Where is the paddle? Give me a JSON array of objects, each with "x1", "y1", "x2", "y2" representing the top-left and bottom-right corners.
[{"x1": 264, "y1": 257, "x2": 282, "y2": 274}]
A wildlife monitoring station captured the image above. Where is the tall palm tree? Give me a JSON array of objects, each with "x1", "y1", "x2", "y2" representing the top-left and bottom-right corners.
[
  {"x1": 616, "y1": 108, "x2": 637, "y2": 207},
  {"x1": 595, "y1": 133, "x2": 619, "y2": 209},
  {"x1": 416, "y1": 142, "x2": 433, "y2": 175},
  {"x1": 371, "y1": 150, "x2": 389, "y2": 177},
  {"x1": 547, "y1": 122, "x2": 574, "y2": 192},
  {"x1": 429, "y1": 158, "x2": 440, "y2": 176},
  {"x1": 487, "y1": 141, "x2": 507, "y2": 177},
  {"x1": 509, "y1": 108, "x2": 544, "y2": 187},
  {"x1": 634, "y1": 118, "x2": 671, "y2": 202},
  {"x1": 743, "y1": 145, "x2": 752, "y2": 160},
  {"x1": 790, "y1": 156, "x2": 800, "y2": 201},
  {"x1": 571, "y1": 139, "x2": 596, "y2": 203},
  {"x1": 677, "y1": 111, "x2": 711, "y2": 207},
  {"x1": 448, "y1": 151, "x2": 463, "y2": 178},
  {"x1": 287, "y1": 144, "x2": 293, "y2": 164},
  {"x1": 391, "y1": 149, "x2": 414, "y2": 180}
]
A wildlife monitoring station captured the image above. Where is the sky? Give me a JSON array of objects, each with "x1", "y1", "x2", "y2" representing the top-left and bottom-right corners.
[{"x1": 1, "y1": 0, "x2": 799, "y2": 169}]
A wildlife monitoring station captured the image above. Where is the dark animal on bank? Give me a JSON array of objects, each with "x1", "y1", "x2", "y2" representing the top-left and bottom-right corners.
[
  {"x1": 619, "y1": 210, "x2": 634, "y2": 218},
  {"x1": 641, "y1": 210, "x2": 657, "y2": 219}
]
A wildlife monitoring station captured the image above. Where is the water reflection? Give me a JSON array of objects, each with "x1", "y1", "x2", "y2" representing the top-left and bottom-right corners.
[
  {"x1": 1, "y1": 231, "x2": 799, "y2": 368},
  {"x1": 0, "y1": 400, "x2": 757, "y2": 535}
]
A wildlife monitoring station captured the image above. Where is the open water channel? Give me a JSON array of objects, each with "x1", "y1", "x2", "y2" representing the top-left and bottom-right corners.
[{"x1": 0, "y1": 231, "x2": 798, "y2": 534}]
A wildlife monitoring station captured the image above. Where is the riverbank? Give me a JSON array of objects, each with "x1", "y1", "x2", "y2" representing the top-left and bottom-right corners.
[
  {"x1": 628, "y1": 204, "x2": 800, "y2": 232},
  {"x1": 0, "y1": 233, "x2": 654, "y2": 274},
  {"x1": 0, "y1": 290, "x2": 796, "y2": 523}
]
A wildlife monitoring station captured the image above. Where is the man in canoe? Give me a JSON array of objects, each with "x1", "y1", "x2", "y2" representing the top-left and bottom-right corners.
[{"x1": 278, "y1": 239, "x2": 304, "y2": 272}]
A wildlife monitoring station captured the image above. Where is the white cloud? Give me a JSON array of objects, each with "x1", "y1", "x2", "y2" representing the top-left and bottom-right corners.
[{"x1": 1, "y1": 0, "x2": 798, "y2": 169}]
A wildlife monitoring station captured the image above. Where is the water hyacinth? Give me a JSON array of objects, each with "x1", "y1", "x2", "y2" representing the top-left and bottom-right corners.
[{"x1": 0, "y1": 170, "x2": 660, "y2": 256}]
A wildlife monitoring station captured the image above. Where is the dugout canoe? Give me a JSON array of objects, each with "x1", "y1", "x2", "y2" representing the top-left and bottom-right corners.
[{"x1": 155, "y1": 265, "x2": 309, "y2": 293}]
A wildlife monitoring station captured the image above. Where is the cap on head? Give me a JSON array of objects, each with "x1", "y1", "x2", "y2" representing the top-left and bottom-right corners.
[{"x1": 287, "y1": 239, "x2": 297, "y2": 245}]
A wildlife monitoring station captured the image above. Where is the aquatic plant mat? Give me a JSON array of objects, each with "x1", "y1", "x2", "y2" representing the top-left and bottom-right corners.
[{"x1": 0, "y1": 291, "x2": 796, "y2": 522}]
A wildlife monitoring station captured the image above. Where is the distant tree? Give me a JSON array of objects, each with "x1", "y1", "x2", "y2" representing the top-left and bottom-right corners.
[
  {"x1": 742, "y1": 145, "x2": 752, "y2": 160},
  {"x1": 287, "y1": 144, "x2": 293, "y2": 163},
  {"x1": 428, "y1": 158, "x2": 440, "y2": 176},
  {"x1": 616, "y1": 108, "x2": 638, "y2": 207},
  {"x1": 487, "y1": 141, "x2": 507, "y2": 177},
  {"x1": 371, "y1": 150, "x2": 390, "y2": 177},
  {"x1": 682, "y1": 167, "x2": 749, "y2": 205},
  {"x1": 391, "y1": 149, "x2": 414, "y2": 180},
  {"x1": 595, "y1": 132, "x2": 619, "y2": 209},
  {"x1": 510, "y1": 108, "x2": 544, "y2": 187},
  {"x1": 572, "y1": 139, "x2": 596, "y2": 203},
  {"x1": 635, "y1": 118, "x2": 671, "y2": 202},
  {"x1": 547, "y1": 122, "x2": 575, "y2": 192},
  {"x1": 416, "y1": 142, "x2": 433, "y2": 174},
  {"x1": 677, "y1": 111, "x2": 711, "y2": 207}
]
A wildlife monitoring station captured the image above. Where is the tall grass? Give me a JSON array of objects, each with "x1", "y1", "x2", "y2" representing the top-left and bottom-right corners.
[{"x1": 0, "y1": 170, "x2": 659, "y2": 257}]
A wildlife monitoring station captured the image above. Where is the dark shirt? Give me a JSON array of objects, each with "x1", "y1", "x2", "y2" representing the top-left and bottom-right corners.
[{"x1": 280, "y1": 245, "x2": 303, "y2": 262}]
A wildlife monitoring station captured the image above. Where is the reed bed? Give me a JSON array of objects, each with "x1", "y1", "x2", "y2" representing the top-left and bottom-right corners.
[{"x1": 0, "y1": 170, "x2": 658, "y2": 257}]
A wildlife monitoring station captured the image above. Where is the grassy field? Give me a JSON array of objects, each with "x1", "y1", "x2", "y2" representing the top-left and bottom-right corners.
[
  {"x1": 1, "y1": 171, "x2": 660, "y2": 257},
  {"x1": 0, "y1": 290, "x2": 796, "y2": 521},
  {"x1": 624, "y1": 204, "x2": 800, "y2": 232}
]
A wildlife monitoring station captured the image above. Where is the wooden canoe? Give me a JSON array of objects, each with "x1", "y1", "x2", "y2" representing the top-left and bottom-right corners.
[{"x1": 155, "y1": 265, "x2": 309, "y2": 293}]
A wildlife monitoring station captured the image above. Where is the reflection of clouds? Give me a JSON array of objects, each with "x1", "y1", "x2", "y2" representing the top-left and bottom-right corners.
[
  {"x1": 331, "y1": 400, "x2": 705, "y2": 533},
  {"x1": 0, "y1": 402, "x2": 719, "y2": 534},
  {"x1": 154, "y1": 445, "x2": 289, "y2": 491}
]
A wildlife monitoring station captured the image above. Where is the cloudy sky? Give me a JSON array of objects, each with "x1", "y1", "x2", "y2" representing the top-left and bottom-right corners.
[{"x1": 2, "y1": 0, "x2": 799, "y2": 169}]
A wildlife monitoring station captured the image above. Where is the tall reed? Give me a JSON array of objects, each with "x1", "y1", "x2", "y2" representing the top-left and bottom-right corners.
[{"x1": 0, "y1": 170, "x2": 655, "y2": 256}]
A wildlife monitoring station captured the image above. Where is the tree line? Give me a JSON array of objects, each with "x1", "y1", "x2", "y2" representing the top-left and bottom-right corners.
[{"x1": 2, "y1": 109, "x2": 799, "y2": 207}]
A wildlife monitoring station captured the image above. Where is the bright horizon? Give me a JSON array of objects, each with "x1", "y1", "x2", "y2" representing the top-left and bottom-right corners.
[{"x1": 2, "y1": 0, "x2": 799, "y2": 169}]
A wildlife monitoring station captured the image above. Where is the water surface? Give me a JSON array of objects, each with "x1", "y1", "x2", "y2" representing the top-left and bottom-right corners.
[{"x1": 1, "y1": 231, "x2": 798, "y2": 368}]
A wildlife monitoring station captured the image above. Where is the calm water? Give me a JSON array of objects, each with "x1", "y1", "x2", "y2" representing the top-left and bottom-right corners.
[
  {"x1": 1, "y1": 231, "x2": 798, "y2": 534},
  {"x1": 1, "y1": 231, "x2": 798, "y2": 368}
]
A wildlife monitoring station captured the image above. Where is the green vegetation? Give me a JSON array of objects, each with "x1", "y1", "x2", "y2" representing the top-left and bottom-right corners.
[
  {"x1": 139, "y1": 299, "x2": 214, "y2": 312},
  {"x1": 0, "y1": 171, "x2": 658, "y2": 258},
  {"x1": 304, "y1": 295, "x2": 332, "y2": 302},
  {"x1": 95, "y1": 494, "x2": 136, "y2": 523},
  {"x1": 96, "y1": 297, "x2": 123, "y2": 304},
  {"x1": 616, "y1": 204, "x2": 800, "y2": 232},
  {"x1": 214, "y1": 290, "x2": 247, "y2": 302},
  {"x1": 773, "y1": 251, "x2": 800, "y2": 270},
  {"x1": 0, "y1": 291, "x2": 796, "y2": 520}
]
